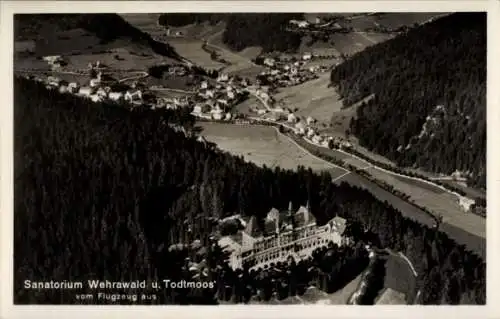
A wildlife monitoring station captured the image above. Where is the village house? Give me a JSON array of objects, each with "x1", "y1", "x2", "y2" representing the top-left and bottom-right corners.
[
  {"x1": 289, "y1": 20, "x2": 310, "y2": 28},
  {"x1": 287, "y1": 113, "x2": 298, "y2": 123},
  {"x1": 217, "y1": 73, "x2": 229, "y2": 82},
  {"x1": 312, "y1": 135, "x2": 323, "y2": 145},
  {"x1": 263, "y1": 57, "x2": 276, "y2": 67},
  {"x1": 193, "y1": 105, "x2": 203, "y2": 114},
  {"x1": 270, "y1": 69, "x2": 280, "y2": 76},
  {"x1": 43, "y1": 55, "x2": 63, "y2": 64},
  {"x1": 302, "y1": 53, "x2": 312, "y2": 61},
  {"x1": 306, "y1": 127, "x2": 316, "y2": 138},
  {"x1": 125, "y1": 89, "x2": 142, "y2": 102},
  {"x1": 96, "y1": 87, "x2": 109, "y2": 98},
  {"x1": 90, "y1": 72, "x2": 102, "y2": 88},
  {"x1": 225, "y1": 112, "x2": 232, "y2": 121},
  {"x1": 67, "y1": 82, "x2": 80, "y2": 94},
  {"x1": 58, "y1": 82, "x2": 69, "y2": 94},
  {"x1": 90, "y1": 94, "x2": 104, "y2": 103},
  {"x1": 47, "y1": 76, "x2": 61, "y2": 87},
  {"x1": 200, "y1": 81, "x2": 208, "y2": 89},
  {"x1": 306, "y1": 116, "x2": 316, "y2": 125},
  {"x1": 212, "y1": 109, "x2": 224, "y2": 120},
  {"x1": 108, "y1": 92, "x2": 124, "y2": 101},
  {"x1": 227, "y1": 91, "x2": 235, "y2": 100},
  {"x1": 257, "y1": 109, "x2": 268, "y2": 115},
  {"x1": 78, "y1": 86, "x2": 94, "y2": 97},
  {"x1": 294, "y1": 121, "x2": 306, "y2": 135}
]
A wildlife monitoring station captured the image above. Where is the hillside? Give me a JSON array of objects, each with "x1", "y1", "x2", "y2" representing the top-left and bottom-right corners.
[
  {"x1": 158, "y1": 13, "x2": 304, "y2": 53},
  {"x1": 330, "y1": 12, "x2": 486, "y2": 189},
  {"x1": 14, "y1": 14, "x2": 182, "y2": 60},
  {"x1": 14, "y1": 77, "x2": 484, "y2": 305}
]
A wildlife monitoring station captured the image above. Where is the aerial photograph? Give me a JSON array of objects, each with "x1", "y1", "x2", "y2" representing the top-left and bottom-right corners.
[{"x1": 13, "y1": 12, "x2": 486, "y2": 305}]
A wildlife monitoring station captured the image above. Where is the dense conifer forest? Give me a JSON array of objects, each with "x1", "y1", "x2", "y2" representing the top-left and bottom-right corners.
[
  {"x1": 158, "y1": 13, "x2": 304, "y2": 53},
  {"x1": 14, "y1": 77, "x2": 485, "y2": 304},
  {"x1": 330, "y1": 13, "x2": 486, "y2": 189}
]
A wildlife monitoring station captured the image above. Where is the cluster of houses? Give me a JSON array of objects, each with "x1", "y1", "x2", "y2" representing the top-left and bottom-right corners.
[
  {"x1": 153, "y1": 96, "x2": 191, "y2": 110},
  {"x1": 256, "y1": 55, "x2": 333, "y2": 88},
  {"x1": 27, "y1": 73, "x2": 144, "y2": 105},
  {"x1": 190, "y1": 73, "x2": 249, "y2": 121},
  {"x1": 42, "y1": 55, "x2": 67, "y2": 70}
]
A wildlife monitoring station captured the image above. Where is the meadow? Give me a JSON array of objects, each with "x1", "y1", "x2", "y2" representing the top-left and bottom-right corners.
[
  {"x1": 198, "y1": 122, "x2": 346, "y2": 178},
  {"x1": 364, "y1": 167, "x2": 485, "y2": 240}
]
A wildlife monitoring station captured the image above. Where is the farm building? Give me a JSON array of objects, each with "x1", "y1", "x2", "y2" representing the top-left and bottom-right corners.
[
  {"x1": 217, "y1": 73, "x2": 229, "y2": 82},
  {"x1": 289, "y1": 20, "x2": 309, "y2": 28},
  {"x1": 90, "y1": 94, "x2": 104, "y2": 103},
  {"x1": 212, "y1": 110, "x2": 224, "y2": 120},
  {"x1": 201, "y1": 81, "x2": 208, "y2": 89},
  {"x1": 306, "y1": 128, "x2": 316, "y2": 138},
  {"x1": 47, "y1": 76, "x2": 61, "y2": 87},
  {"x1": 125, "y1": 89, "x2": 143, "y2": 102},
  {"x1": 109, "y1": 92, "x2": 124, "y2": 101},
  {"x1": 59, "y1": 84, "x2": 68, "y2": 94},
  {"x1": 306, "y1": 116, "x2": 316, "y2": 125},
  {"x1": 263, "y1": 58, "x2": 276, "y2": 67},
  {"x1": 67, "y1": 82, "x2": 80, "y2": 93},
  {"x1": 78, "y1": 86, "x2": 94, "y2": 97},
  {"x1": 43, "y1": 55, "x2": 62, "y2": 63},
  {"x1": 302, "y1": 53, "x2": 312, "y2": 61},
  {"x1": 193, "y1": 105, "x2": 202, "y2": 114},
  {"x1": 312, "y1": 135, "x2": 323, "y2": 145},
  {"x1": 96, "y1": 87, "x2": 109, "y2": 98},
  {"x1": 287, "y1": 113, "x2": 298, "y2": 123},
  {"x1": 257, "y1": 109, "x2": 268, "y2": 115}
]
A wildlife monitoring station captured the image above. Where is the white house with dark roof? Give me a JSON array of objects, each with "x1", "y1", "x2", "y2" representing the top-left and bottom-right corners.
[
  {"x1": 125, "y1": 89, "x2": 142, "y2": 102},
  {"x1": 218, "y1": 201, "x2": 350, "y2": 270},
  {"x1": 67, "y1": 82, "x2": 80, "y2": 93},
  {"x1": 108, "y1": 92, "x2": 124, "y2": 101},
  {"x1": 78, "y1": 86, "x2": 94, "y2": 97}
]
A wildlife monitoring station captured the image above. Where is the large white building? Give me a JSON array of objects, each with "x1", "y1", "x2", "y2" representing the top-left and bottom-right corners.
[{"x1": 218, "y1": 202, "x2": 350, "y2": 270}]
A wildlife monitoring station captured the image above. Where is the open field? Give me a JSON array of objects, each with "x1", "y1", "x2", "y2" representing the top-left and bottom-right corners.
[
  {"x1": 337, "y1": 13, "x2": 450, "y2": 31},
  {"x1": 167, "y1": 38, "x2": 225, "y2": 69},
  {"x1": 364, "y1": 167, "x2": 485, "y2": 239},
  {"x1": 375, "y1": 288, "x2": 407, "y2": 305},
  {"x1": 285, "y1": 137, "x2": 485, "y2": 257},
  {"x1": 206, "y1": 31, "x2": 265, "y2": 76},
  {"x1": 274, "y1": 74, "x2": 341, "y2": 124},
  {"x1": 199, "y1": 123, "x2": 346, "y2": 177},
  {"x1": 14, "y1": 26, "x2": 178, "y2": 73},
  {"x1": 381, "y1": 251, "x2": 417, "y2": 303}
]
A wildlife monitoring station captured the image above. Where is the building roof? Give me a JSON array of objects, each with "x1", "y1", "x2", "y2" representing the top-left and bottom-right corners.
[
  {"x1": 244, "y1": 215, "x2": 260, "y2": 237},
  {"x1": 328, "y1": 216, "x2": 347, "y2": 234}
]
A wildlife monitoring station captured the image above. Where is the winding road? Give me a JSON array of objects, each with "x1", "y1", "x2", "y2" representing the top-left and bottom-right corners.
[{"x1": 247, "y1": 94, "x2": 477, "y2": 207}]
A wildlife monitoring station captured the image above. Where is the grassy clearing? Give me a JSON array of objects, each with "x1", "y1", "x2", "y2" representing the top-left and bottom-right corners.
[
  {"x1": 381, "y1": 252, "x2": 417, "y2": 304},
  {"x1": 168, "y1": 38, "x2": 225, "y2": 69},
  {"x1": 364, "y1": 167, "x2": 485, "y2": 239},
  {"x1": 198, "y1": 123, "x2": 346, "y2": 178},
  {"x1": 274, "y1": 74, "x2": 340, "y2": 123},
  {"x1": 14, "y1": 26, "x2": 178, "y2": 73},
  {"x1": 375, "y1": 288, "x2": 407, "y2": 305}
]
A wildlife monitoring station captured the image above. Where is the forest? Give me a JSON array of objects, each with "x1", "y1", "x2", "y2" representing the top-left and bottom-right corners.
[
  {"x1": 14, "y1": 77, "x2": 485, "y2": 304},
  {"x1": 14, "y1": 14, "x2": 182, "y2": 60},
  {"x1": 157, "y1": 13, "x2": 304, "y2": 53},
  {"x1": 330, "y1": 13, "x2": 486, "y2": 189}
]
